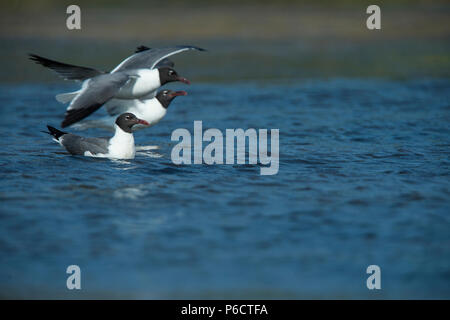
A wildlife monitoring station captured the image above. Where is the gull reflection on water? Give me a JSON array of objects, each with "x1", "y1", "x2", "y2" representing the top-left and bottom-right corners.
[
  {"x1": 113, "y1": 185, "x2": 149, "y2": 200},
  {"x1": 110, "y1": 159, "x2": 136, "y2": 170},
  {"x1": 110, "y1": 145, "x2": 163, "y2": 170},
  {"x1": 135, "y1": 145, "x2": 163, "y2": 159}
]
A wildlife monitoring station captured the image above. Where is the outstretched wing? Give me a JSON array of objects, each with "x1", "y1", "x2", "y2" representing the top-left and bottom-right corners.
[
  {"x1": 111, "y1": 45, "x2": 206, "y2": 73},
  {"x1": 134, "y1": 47, "x2": 175, "y2": 68},
  {"x1": 61, "y1": 73, "x2": 130, "y2": 127},
  {"x1": 29, "y1": 54, "x2": 104, "y2": 81}
]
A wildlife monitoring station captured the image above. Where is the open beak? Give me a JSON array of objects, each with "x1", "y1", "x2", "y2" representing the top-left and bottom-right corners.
[
  {"x1": 169, "y1": 91, "x2": 188, "y2": 98},
  {"x1": 137, "y1": 119, "x2": 150, "y2": 126},
  {"x1": 177, "y1": 77, "x2": 190, "y2": 85}
]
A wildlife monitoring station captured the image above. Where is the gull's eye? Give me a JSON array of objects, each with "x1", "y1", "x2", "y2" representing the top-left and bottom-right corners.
[
  {"x1": 168, "y1": 70, "x2": 175, "y2": 76},
  {"x1": 125, "y1": 115, "x2": 131, "y2": 120}
]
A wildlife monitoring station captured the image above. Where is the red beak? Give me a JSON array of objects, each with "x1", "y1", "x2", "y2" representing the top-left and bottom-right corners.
[
  {"x1": 169, "y1": 90, "x2": 188, "y2": 98},
  {"x1": 137, "y1": 119, "x2": 150, "y2": 126},
  {"x1": 177, "y1": 77, "x2": 190, "y2": 85}
]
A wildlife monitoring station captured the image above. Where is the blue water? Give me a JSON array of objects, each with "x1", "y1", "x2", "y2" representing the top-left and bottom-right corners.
[{"x1": 0, "y1": 78, "x2": 449, "y2": 298}]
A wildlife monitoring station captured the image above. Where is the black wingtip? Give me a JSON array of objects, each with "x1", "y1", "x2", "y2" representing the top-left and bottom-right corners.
[
  {"x1": 135, "y1": 45, "x2": 151, "y2": 53},
  {"x1": 28, "y1": 53, "x2": 42, "y2": 63},
  {"x1": 28, "y1": 53, "x2": 55, "y2": 68},
  {"x1": 61, "y1": 102, "x2": 104, "y2": 128},
  {"x1": 61, "y1": 118, "x2": 72, "y2": 128}
]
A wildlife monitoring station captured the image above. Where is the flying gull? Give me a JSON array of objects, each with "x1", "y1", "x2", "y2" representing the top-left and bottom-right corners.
[{"x1": 30, "y1": 45, "x2": 205, "y2": 127}]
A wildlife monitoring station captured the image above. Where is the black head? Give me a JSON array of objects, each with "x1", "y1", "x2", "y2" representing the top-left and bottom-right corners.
[
  {"x1": 115, "y1": 113, "x2": 149, "y2": 133},
  {"x1": 158, "y1": 67, "x2": 190, "y2": 86},
  {"x1": 155, "y1": 90, "x2": 188, "y2": 109}
]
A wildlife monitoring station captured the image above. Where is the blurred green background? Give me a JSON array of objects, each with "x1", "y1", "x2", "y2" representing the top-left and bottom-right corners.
[{"x1": 0, "y1": 0, "x2": 449, "y2": 83}]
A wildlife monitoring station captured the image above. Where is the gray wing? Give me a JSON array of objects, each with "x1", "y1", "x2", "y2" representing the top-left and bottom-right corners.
[
  {"x1": 111, "y1": 45, "x2": 206, "y2": 72},
  {"x1": 29, "y1": 54, "x2": 104, "y2": 81},
  {"x1": 155, "y1": 58, "x2": 175, "y2": 68},
  {"x1": 61, "y1": 134, "x2": 109, "y2": 156},
  {"x1": 61, "y1": 73, "x2": 131, "y2": 128},
  {"x1": 134, "y1": 46, "x2": 174, "y2": 68}
]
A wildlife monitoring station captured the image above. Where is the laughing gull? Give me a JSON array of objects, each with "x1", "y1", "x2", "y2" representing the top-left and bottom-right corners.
[
  {"x1": 30, "y1": 45, "x2": 205, "y2": 128},
  {"x1": 44, "y1": 113, "x2": 149, "y2": 159},
  {"x1": 103, "y1": 89, "x2": 187, "y2": 131}
]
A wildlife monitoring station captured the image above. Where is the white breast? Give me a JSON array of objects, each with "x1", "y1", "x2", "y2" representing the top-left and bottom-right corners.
[
  {"x1": 128, "y1": 99, "x2": 167, "y2": 131},
  {"x1": 115, "y1": 69, "x2": 160, "y2": 99},
  {"x1": 106, "y1": 125, "x2": 136, "y2": 159}
]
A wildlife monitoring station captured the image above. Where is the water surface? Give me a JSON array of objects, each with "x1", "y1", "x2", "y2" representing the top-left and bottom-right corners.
[{"x1": 0, "y1": 78, "x2": 449, "y2": 298}]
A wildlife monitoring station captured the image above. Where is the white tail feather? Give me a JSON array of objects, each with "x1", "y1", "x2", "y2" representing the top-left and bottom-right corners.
[{"x1": 55, "y1": 91, "x2": 80, "y2": 104}]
